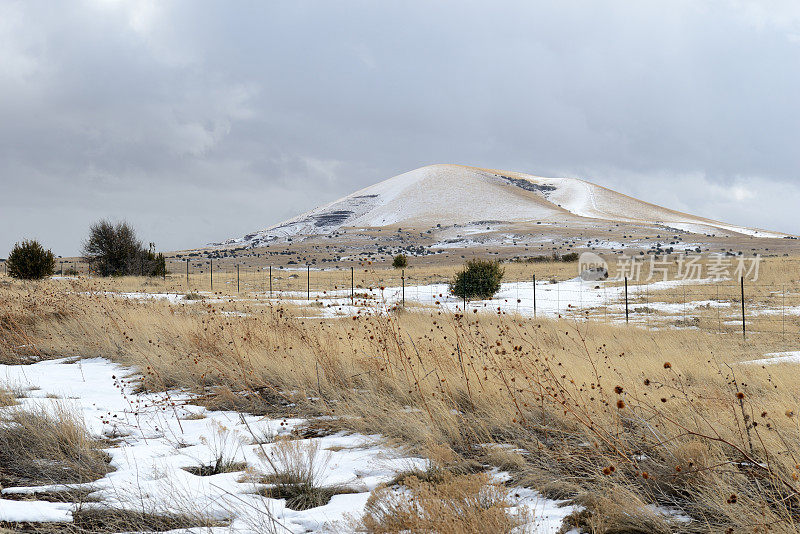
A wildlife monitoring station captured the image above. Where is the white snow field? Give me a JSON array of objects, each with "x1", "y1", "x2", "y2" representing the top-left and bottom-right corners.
[
  {"x1": 214, "y1": 164, "x2": 787, "y2": 247},
  {"x1": 0, "y1": 358, "x2": 574, "y2": 532}
]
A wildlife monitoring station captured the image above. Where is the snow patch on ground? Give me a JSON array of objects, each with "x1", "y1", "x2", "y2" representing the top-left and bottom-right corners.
[
  {"x1": 740, "y1": 351, "x2": 800, "y2": 365},
  {"x1": 0, "y1": 358, "x2": 572, "y2": 532}
]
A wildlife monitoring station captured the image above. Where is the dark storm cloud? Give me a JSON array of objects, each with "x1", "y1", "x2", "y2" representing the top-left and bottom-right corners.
[{"x1": 2, "y1": 0, "x2": 800, "y2": 255}]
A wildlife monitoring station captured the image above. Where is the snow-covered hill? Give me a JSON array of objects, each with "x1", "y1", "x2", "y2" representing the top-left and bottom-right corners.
[{"x1": 213, "y1": 164, "x2": 787, "y2": 247}]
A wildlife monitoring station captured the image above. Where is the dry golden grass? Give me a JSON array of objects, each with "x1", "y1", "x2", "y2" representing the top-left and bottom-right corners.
[
  {"x1": 0, "y1": 402, "x2": 111, "y2": 486},
  {"x1": 4, "y1": 273, "x2": 800, "y2": 530},
  {"x1": 0, "y1": 386, "x2": 16, "y2": 407},
  {"x1": 361, "y1": 471, "x2": 519, "y2": 533},
  {"x1": 0, "y1": 508, "x2": 223, "y2": 534}
]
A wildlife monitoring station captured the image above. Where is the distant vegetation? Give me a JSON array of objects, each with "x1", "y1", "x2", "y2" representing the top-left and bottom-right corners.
[
  {"x1": 6, "y1": 239, "x2": 55, "y2": 280},
  {"x1": 449, "y1": 259, "x2": 504, "y2": 299},
  {"x1": 516, "y1": 252, "x2": 579, "y2": 263},
  {"x1": 81, "y1": 220, "x2": 165, "y2": 277}
]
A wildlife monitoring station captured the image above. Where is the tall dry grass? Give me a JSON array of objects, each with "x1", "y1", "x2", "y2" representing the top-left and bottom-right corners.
[
  {"x1": 0, "y1": 402, "x2": 111, "y2": 486},
  {"x1": 3, "y1": 276, "x2": 800, "y2": 531}
]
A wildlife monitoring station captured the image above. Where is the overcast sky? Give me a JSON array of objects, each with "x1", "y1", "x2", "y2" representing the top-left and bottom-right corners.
[{"x1": 2, "y1": 1, "x2": 800, "y2": 256}]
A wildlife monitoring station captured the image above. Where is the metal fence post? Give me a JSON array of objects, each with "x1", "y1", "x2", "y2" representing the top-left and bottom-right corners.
[
  {"x1": 402, "y1": 269, "x2": 405, "y2": 306},
  {"x1": 533, "y1": 273, "x2": 536, "y2": 317},
  {"x1": 741, "y1": 276, "x2": 746, "y2": 340},
  {"x1": 186, "y1": 259, "x2": 189, "y2": 288},
  {"x1": 624, "y1": 276, "x2": 629, "y2": 324},
  {"x1": 237, "y1": 264, "x2": 240, "y2": 293},
  {"x1": 351, "y1": 266, "x2": 354, "y2": 303},
  {"x1": 210, "y1": 258, "x2": 213, "y2": 290},
  {"x1": 307, "y1": 264, "x2": 310, "y2": 301},
  {"x1": 269, "y1": 265, "x2": 272, "y2": 297}
]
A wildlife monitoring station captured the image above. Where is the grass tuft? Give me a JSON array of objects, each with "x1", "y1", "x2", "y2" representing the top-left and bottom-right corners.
[{"x1": 361, "y1": 472, "x2": 520, "y2": 533}]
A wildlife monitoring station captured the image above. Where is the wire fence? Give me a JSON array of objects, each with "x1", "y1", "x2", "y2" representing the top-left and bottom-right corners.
[{"x1": 4, "y1": 258, "x2": 795, "y2": 339}]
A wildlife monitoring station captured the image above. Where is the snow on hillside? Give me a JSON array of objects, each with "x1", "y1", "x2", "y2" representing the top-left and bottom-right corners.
[{"x1": 212, "y1": 164, "x2": 787, "y2": 247}]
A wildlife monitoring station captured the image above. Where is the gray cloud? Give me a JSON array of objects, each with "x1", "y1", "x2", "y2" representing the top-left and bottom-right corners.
[{"x1": 2, "y1": 0, "x2": 800, "y2": 255}]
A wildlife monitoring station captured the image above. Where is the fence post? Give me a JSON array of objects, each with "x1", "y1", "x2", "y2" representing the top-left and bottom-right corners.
[
  {"x1": 533, "y1": 274, "x2": 536, "y2": 317},
  {"x1": 741, "y1": 276, "x2": 745, "y2": 340},
  {"x1": 210, "y1": 258, "x2": 213, "y2": 291},
  {"x1": 402, "y1": 269, "x2": 405, "y2": 306},
  {"x1": 237, "y1": 264, "x2": 240, "y2": 293},
  {"x1": 269, "y1": 265, "x2": 272, "y2": 297},
  {"x1": 624, "y1": 276, "x2": 629, "y2": 324},
  {"x1": 351, "y1": 266, "x2": 354, "y2": 303},
  {"x1": 186, "y1": 259, "x2": 189, "y2": 288},
  {"x1": 307, "y1": 264, "x2": 310, "y2": 301}
]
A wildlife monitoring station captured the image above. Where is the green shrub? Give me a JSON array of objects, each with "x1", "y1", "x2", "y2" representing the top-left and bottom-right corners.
[
  {"x1": 392, "y1": 254, "x2": 408, "y2": 269},
  {"x1": 560, "y1": 252, "x2": 579, "y2": 262},
  {"x1": 6, "y1": 240, "x2": 55, "y2": 280},
  {"x1": 449, "y1": 259, "x2": 504, "y2": 299}
]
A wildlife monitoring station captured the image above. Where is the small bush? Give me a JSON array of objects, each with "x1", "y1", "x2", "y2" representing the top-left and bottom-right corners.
[
  {"x1": 6, "y1": 240, "x2": 55, "y2": 280},
  {"x1": 449, "y1": 259, "x2": 504, "y2": 299},
  {"x1": 392, "y1": 254, "x2": 408, "y2": 269},
  {"x1": 560, "y1": 252, "x2": 580, "y2": 262}
]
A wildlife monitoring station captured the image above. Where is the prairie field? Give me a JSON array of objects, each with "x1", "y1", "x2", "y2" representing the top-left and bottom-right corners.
[{"x1": 2, "y1": 255, "x2": 800, "y2": 533}]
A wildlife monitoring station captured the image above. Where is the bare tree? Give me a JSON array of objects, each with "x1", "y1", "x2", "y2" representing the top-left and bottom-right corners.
[{"x1": 81, "y1": 220, "x2": 158, "y2": 276}]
